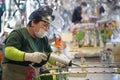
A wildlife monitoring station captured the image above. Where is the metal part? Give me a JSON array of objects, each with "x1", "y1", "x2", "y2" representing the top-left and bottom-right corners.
[
  {"x1": 29, "y1": 63, "x2": 41, "y2": 80},
  {"x1": 72, "y1": 63, "x2": 81, "y2": 67},
  {"x1": 29, "y1": 62, "x2": 120, "y2": 79},
  {"x1": 39, "y1": 71, "x2": 120, "y2": 77},
  {"x1": 43, "y1": 65, "x2": 120, "y2": 71}
]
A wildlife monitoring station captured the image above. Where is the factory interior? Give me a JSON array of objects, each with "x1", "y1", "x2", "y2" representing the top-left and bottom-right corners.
[{"x1": 0, "y1": 0, "x2": 120, "y2": 80}]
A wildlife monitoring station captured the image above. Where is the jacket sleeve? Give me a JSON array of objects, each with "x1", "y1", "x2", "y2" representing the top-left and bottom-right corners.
[{"x1": 5, "y1": 46, "x2": 25, "y2": 61}]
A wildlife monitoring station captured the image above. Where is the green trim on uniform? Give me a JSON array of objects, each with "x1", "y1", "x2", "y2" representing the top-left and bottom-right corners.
[
  {"x1": 48, "y1": 52, "x2": 57, "y2": 66},
  {"x1": 48, "y1": 58, "x2": 56, "y2": 66}
]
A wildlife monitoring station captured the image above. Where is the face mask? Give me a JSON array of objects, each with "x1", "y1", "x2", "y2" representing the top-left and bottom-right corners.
[{"x1": 35, "y1": 28, "x2": 47, "y2": 38}]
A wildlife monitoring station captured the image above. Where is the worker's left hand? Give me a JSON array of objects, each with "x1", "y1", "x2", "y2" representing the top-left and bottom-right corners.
[{"x1": 49, "y1": 54, "x2": 72, "y2": 66}]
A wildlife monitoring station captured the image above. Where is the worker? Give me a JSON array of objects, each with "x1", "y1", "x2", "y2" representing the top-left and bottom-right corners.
[
  {"x1": 1, "y1": 5, "x2": 71, "y2": 80},
  {"x1": 71, "y1": 2, "x2": 87, "y2": 24}
]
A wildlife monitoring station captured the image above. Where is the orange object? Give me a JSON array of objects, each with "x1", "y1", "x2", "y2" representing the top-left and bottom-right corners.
[
  {"x1": 0, "y1": 53, "x2": 3, "y2": 62},
  {"x1": 55, "y1": 39, "x2": 61, "y2": 47},
  {"x1": 55, "y1": 39, "x2": 61, "y2": 52}
]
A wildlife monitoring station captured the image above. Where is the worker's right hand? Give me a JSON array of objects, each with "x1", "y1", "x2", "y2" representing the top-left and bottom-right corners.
[{"x1": 24, "y1": 52, "x2": 47, "y2": 63}]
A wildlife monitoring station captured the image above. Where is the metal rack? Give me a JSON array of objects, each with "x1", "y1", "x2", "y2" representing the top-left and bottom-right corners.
[{"x1": 29, "y1": 62, "x2": 120, "y2": 80}]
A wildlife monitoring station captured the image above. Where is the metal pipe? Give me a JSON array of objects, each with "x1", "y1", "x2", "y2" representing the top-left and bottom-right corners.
[
  {"x1": 85, "y1": 62, "x2": 120, "y2": 64},
  {"x1": 42, "y1": 64, "x2": 120, "y2": 72},
  {"x1": 39, "y1": 71, "x2": 120, "y2": 77}
]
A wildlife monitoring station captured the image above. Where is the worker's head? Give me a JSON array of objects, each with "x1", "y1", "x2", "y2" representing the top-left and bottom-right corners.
[
  {"x1": 80, "y1": 2, "x2": 87, "y2": 8},
  {"x1": 28, "y1": 6, "x2": 55, "y2": 38},
  {"x1": 28, "y1": 6, "x2": 55, "y2": 24}
]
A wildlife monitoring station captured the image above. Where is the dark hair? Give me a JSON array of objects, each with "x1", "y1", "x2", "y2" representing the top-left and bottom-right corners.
[
  {"x1": 81, "y1": 2, "x2": 87, "y2": 7},
  {"x1": 27, "y1": 19, "x2": 41, "y2": 27}
]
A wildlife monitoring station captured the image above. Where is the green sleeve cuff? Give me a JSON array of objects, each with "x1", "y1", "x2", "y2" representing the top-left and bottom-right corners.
[
  {"x1": 48, "y1": 58, "x2": 56, "y2": 66},
  {"x1": 5, "y1": 46, "x2": 25, "y2": 61},
  {"x1": 48, "y1": 52, "x2": 57, "y2": 66}
]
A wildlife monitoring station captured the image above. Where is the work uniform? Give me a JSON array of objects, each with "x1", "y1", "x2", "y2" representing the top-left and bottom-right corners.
[
  {"x1": 72, "y1": 6, "x2": 82, "y2": 23},
  {"x1": 2, "y1": 28, "x2": 53, "y2": 80}
]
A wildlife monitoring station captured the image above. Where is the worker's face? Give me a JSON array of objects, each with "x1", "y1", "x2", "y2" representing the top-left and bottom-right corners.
[
  {"x1": 33, "y1": 21, "x2": 50, "y2": 38},
  {"x1": 81, "y1": 5, "x2": 85, "y2": 8},
  {"x1": 34, "y1": 21, "x2": 49, "y2": 31},
  {"x1": 81, "y1": 5, "x2": 87, "y2": 12}
]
